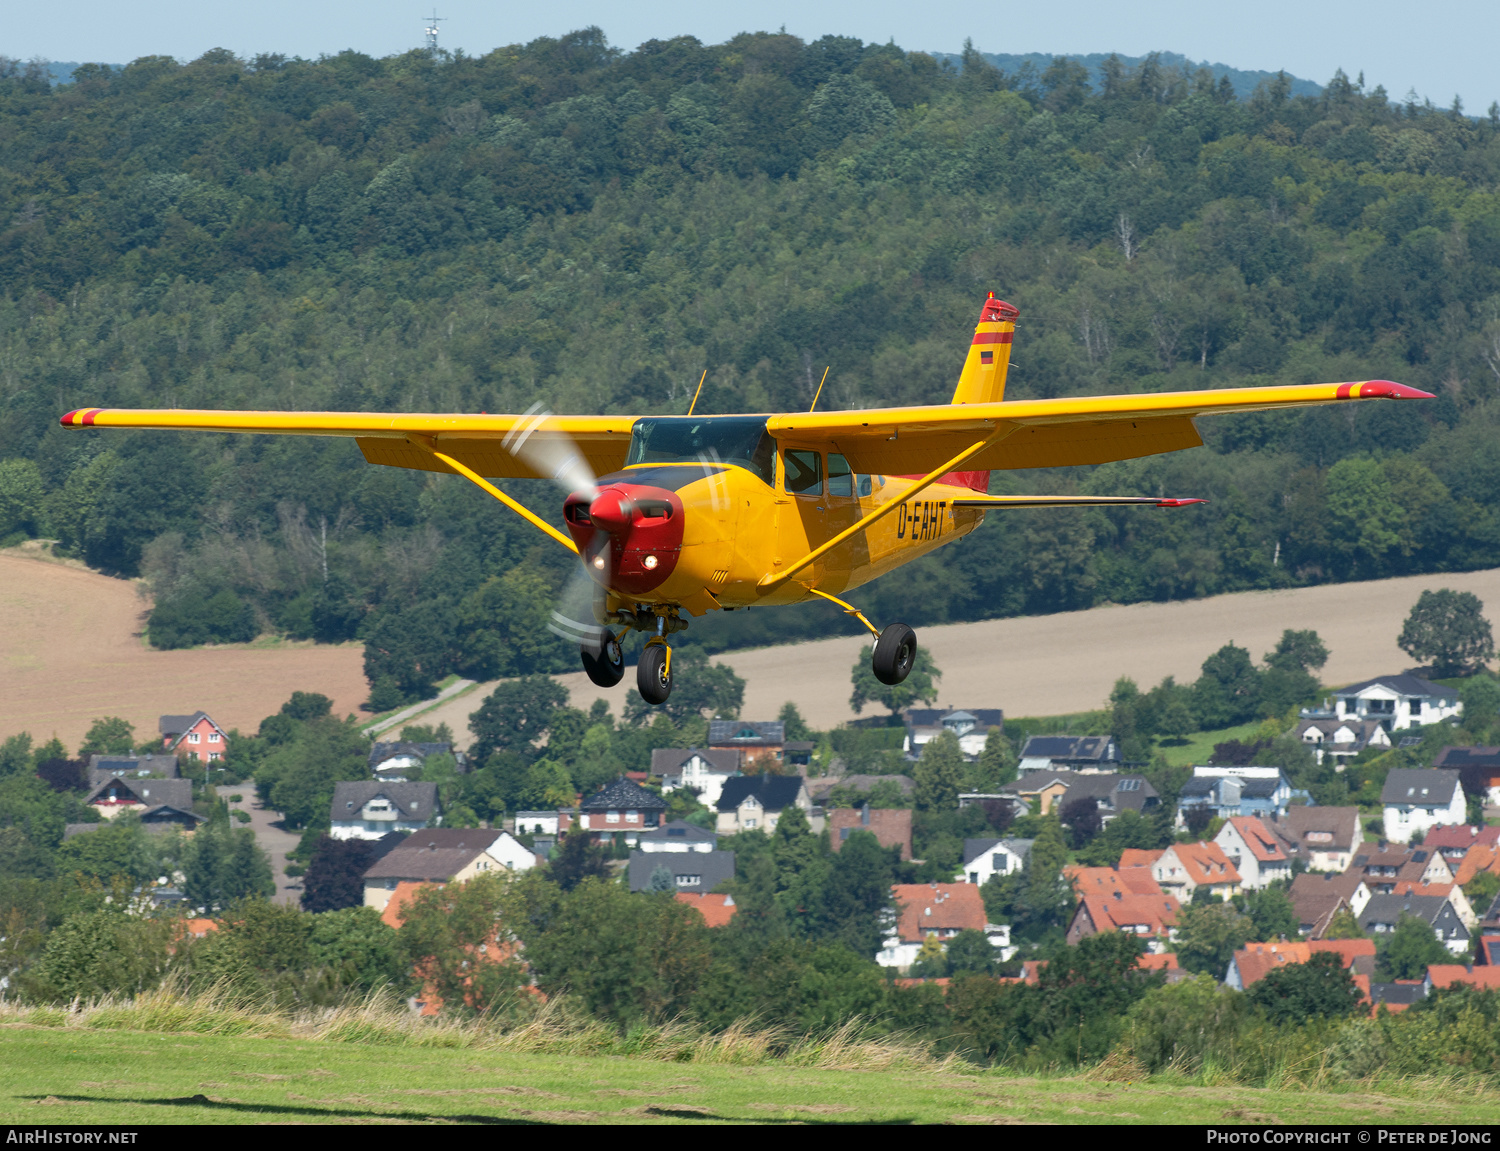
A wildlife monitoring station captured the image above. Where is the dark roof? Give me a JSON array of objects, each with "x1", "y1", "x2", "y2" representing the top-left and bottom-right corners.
[
  {"x1": 708, "y1": 720, "x2": 785, "y2": 745},
  {"x1": 1019, "y1": 735, "x2": 1117, "y2": 763},
  {"x1": 962, "y1": 837, "x2": 1034, "y2": 867},
  {"x1": 363, "y1": 829, "x2": 504, "y2": 882},
  {"x1": 905, "y1": 708, "x2": 1005, "y2": 730},
  {"x1": 1057, "y1": 773, "x2": 1159, "y2": 811},
  {"x1": 159, "y1": 711, "x2": 211, "y2": 736},
  {"x1": 1434, "y1": 746, "x2": 1500, "y2": 770},
  {"x1": 649, "y1": 747, "x2": 740, "y2": 775},
  {"x1": 581, "y1": 777, "x2": 668, "y2": 812},
  {"x1": 1179, "y1": 777, "x2": 1215, "y2": 798},
  {"x1": 716, "y1": 774, "x2": 807, "y2": 812},
  {"x1": 627, "y1": 850, "x2": 736, "y2": 893},
  {"x1": 85, "y1": 777, "x2": 192, "y2": 809},
  {"x1": 89, "y1": 754, "x2": 180, "y2": 779},
  {"x1": 140, "y1": 804, "x2": 205, "y2": 825},
  {"x1": 1359, "y1": 893, "x2": 1463, "y2": 932},
  {"x1": 368, "y1": 741, "x2": 451, "y2": 769},
  {"x1": 1337, "y1": 674, "x2": 1451, "y2": 698},
  {"x1": 639, "y1": 819, "x2": 719, "y2": 844},
  {"x1": 1270, "y1": 807, "x2": 1361, "y2": 853},
  {"x1": 1241, "y1": 779, "x2": 1281, "y2": 799},
  {"x1": 1369, "y1": 982, "x2": 1428, "y2": 1006},
  {"x1": 330, "y1": 781, "x2": 438, "y2": 821},
  {"x1": 1381, "y1": 768, "x2": 1461, "y2": 806},
  {"x1": 808, "y1": 773, "x2": 915, "y2": 802}
]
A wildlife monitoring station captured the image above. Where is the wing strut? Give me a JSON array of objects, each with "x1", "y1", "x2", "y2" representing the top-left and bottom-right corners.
[
  {"x1": 759, "y1": 424, "x2": 1017, "y2": 591},
  {"x1": 408, "y1": 435, "x2": 579, "y2": 555}
]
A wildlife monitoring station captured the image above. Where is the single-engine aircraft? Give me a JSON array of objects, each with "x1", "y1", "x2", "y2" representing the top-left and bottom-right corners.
[{"x1": 60, "y1": 294, "x2": 1432, "y2": 706}]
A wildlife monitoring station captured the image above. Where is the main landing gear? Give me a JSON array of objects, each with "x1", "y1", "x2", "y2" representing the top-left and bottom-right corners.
[{"x1": 805, "y1": 588, "x2": 917, "y2": 687}]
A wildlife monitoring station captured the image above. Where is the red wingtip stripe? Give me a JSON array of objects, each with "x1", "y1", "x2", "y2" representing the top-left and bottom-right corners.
[
  {"x1": 1356, "y1": 380, "x2": 1437, "y2": 399},
  {"x1": 81, "y1": 408, "x2": 101, "y2": 426},
  {"x1": 1156, "y1": 498, "x2": 1208, "y2": 508}
]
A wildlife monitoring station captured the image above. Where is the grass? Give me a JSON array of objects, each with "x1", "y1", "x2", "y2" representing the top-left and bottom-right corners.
[{"x1": 1, "y1": 992, "x2": 1498, "y2": 1125}]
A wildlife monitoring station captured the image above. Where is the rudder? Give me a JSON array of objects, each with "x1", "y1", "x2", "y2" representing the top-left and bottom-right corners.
[{"x1": 951, "y1": 293, "x2": 1018, "y2": 406}]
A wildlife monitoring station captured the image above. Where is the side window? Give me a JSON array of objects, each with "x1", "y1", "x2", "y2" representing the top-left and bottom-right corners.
[
  {"x1": 856, "y1": 474, "x2": 873, "y2": 497},
  {"x1": 783, "y1": 449, "x2": 822, "y2": 495},
  {"x1": 827, "y1": 454, "x2": 853, "y2": 497}
]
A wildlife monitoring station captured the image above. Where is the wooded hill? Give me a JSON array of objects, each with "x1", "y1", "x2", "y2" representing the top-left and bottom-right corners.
[{"x1": 2, "y1": 33, "x2": 1500, "y2": 706}]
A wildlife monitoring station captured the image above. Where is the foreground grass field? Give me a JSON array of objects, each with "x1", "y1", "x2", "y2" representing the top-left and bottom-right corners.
[{"x1": 3, "y1": 1024, "x2": 1499, "y2": 1125}]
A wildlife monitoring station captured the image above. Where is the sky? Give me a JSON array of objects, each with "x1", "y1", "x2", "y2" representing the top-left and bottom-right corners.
[{"x1": 11, "y1": 0, "x2": 1500, "y2": 112}]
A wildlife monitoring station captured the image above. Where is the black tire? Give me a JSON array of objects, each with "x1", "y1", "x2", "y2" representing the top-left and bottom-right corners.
[
  {"x1": 637, "y1": 643, "x2": 673, "y2": 705},
  {"x1": 872, "y1": 623, "x2": 917, "y2": 686},
  {"x1": 581, "y1": 635, "x2": 625, "y2": 688}
]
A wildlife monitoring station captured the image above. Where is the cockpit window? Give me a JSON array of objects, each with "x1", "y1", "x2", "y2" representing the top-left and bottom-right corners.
[{"x1": 626, "y1": 416, "x2": 775, "y2": 485}]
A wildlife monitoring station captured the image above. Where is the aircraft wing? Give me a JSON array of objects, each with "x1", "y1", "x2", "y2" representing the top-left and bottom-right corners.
[
  {"x1": 58, "y1": 408, "x2": 638, "y2": 480},
  {"x1": 765, "y1": 380, "x2": 1432, "y2": 474}
]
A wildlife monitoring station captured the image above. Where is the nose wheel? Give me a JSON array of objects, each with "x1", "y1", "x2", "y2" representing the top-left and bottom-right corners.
[
  {"x1": 637, "y1": 639, "x2": 673, "y2": 705},
  {"x1": 580, "y1": 633, "x2": 625, "y2": 688},
  {"x1": 872, "y1": 622, "x2": 917, "y2": 686}
]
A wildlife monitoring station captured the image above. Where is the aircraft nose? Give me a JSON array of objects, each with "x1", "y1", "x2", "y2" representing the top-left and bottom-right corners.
[{"x1": 588, "y1": 490, "x2": 634, "y2": 536}]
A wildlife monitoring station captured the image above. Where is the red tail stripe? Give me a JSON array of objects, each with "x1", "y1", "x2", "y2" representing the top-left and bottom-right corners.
[{"x1": 971, "y1": 332, "x2": 1014, "y2": 346}]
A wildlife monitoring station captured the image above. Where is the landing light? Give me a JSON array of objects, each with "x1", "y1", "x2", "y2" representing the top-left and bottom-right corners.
[
  {"x1": 643, "y1": 555, "x2": 659, "y2": 570},
  {"x1": 592, "y1": 555, "x2": 605, "y2": 570}
]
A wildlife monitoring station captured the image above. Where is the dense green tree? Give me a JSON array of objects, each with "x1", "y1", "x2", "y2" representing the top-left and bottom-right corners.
[
  {"x1": 850, "y1": 648, "x2": 940, "y2": 716},
  {"x1": 184, "y1": 824, "x2": 275, "y2": 910},
  {"x1": 468, "y1": 676, "x2": 567, "y2": 762},
  {"x1": 301, "y1": 834, "x2": 384, "y2": 913},
  {"x1": 1323, "y1": 907, "x2": 1366, "y2": 940},
  {"x1": 968, "y1": 727, "x2": 1016, "y2": 791},
  {"x1": 20, "y1": 907, "x2": 174, "y2": 1003},
  {"x1": 1242, "y1": 886, "x2": 1300, "y2": 941},
  {"x1": 1192, "y1": 644, "x2": 1262, "y2": 729},
  {"x1": 816, "y1": 829, "x2": 894, "y2": 958},
  {"x1": 1378, "y1": 913, "x2": 1451, "y2": 981},
  {"x1": 394, "y1": 873, "x2": 529, "y2": 1015},
  {"x1": 943, "y1": 927, "x2": 997, "y2": 976},
  {"x1": 77, "y1": 717, "x2": 136, "y2": 759},
  {"x1": 778, "y1": 701, "x2": 812, "y2": 742},
  {"x1": 913, "y1": 730, "x2": 965, "y2": 813},
  {"x1": 53, "y1": 822, "x2": 155, "y2": 884},
  {"x1": 1399, "y1": 590, "x2": 1496, "y2": 676},
  {"x1": 1248, "y1": 950, "x2": 1364, "y2": 1023},
  {"x1": 1174, "y1": 901, "x2": 1255, "y2": 979},
  {"x1": 548, "y1": 827, "x2": 611, "y2": 892}
]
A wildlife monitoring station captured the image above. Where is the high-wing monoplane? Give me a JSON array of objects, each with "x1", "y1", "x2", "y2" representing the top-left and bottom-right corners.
[{"x1": 60, "y1": 294, "x2": 1432, "y2": 705}]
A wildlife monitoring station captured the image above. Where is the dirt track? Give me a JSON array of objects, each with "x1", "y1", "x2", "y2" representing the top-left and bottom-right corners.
[
  {"x1": 6, "y1": 542, "x2": 1500, "y2": 752},
  {"x1": 0, "y1": 549, "x2": 368, "y2": 751},
  {"x1": 410, "y1": 568, "x2": 1500, "y2": 747}
]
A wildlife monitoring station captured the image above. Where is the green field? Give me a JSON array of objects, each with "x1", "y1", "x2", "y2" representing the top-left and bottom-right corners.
[{"x1": 3, "y1": 1025, "x2": 1497, "y2": 1125}]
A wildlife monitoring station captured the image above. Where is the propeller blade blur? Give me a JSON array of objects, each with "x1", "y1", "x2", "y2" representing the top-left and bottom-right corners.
[{"x1": 503, "y1": 402, "x2": 600, "y2": 499}]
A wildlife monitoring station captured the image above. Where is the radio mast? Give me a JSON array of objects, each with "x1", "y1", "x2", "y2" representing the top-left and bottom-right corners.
[{"x1": 423, "y1": 11, "x2": 446, "y2": 54}]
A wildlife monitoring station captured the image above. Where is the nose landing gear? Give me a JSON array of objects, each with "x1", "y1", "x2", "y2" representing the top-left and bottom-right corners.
[
  {"x1": 580, "y1": 632, "x2": 626, "y2": 688},
  {"x1": 577, "y1": 605, "x2": 684, "y2": 705}
]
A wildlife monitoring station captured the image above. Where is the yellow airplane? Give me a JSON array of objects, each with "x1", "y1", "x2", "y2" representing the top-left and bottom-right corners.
[{"x1": 60, "y1": 293, "x2": 1432, "y2": 706}]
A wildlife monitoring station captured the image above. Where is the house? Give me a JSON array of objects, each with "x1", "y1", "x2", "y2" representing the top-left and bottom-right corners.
[
  {"x1": 89, "y1": 754, "x2": 180, "y2": 779},
  {"x1": 84, "y1": 776, "x2": 194, "y2": 821},
  {"x1": 903, "y1": 708, "x2": 1004, "y2": 758},
  {"x1": 1358, "y1": 893, "x2": 1471, "y2": 954},
  {"x1": 1177, "y1": 766, "x2": 1295, "y2": 825},
  {"x1": 1017, "y1": 735, "x2": 1120, "y2": 774},
  {"x1": 1325, "y1": 674, "x2": 1460, "y2": 732},
  {"x1": 1424, "y1": 965, "x2": 1500, "y2": 994},
  {"x1": 513, "y1": 810, "x2": 565, "y2": 836},
  {"x1": 1267, "y1": 806, "x2": 1362, "y2": 872},
  {"x1": 1066, "y1": 865, "x2": 1163, "y2": 899},
  {"x1": 809, "y1": 774, "x2": 916, "y2": 805},
  {"x1": 962, "y1": 838, "x2": 1034, "y2": 886},
  {"x1": 329, "y1": 781, "x2": 439, "y2": 841},
  {"x1": 1014, "y1": 770, "x2": 1074, "y2": 815},
  {"x1": 1432, "y1": 747, "x2": 1500, "y2": 805},
  {"x1": 580, "y1": 777, "x2": 668, "y2": 846},
  {"x1": 1423, "y1": 823, "x2": 1500, "y2": 864},
  {"x1": 626, "y1": 850, "x2": 736, "y2": 893},
  {"x1": 879, "y1": 883, "x2": 1010, "y2": 968},
  {"x1": 1223, "y1": 939, "x2": 1376, "y2": 991},
  {"x1": 1057, "y1": 773, "x2": 1161, "y2": 824},
  {"x1": 675, "y1": 893, "x2": 737, "y2": 927},
  {"x1": 1215, "y1": 816, "x2": 1292, "y2": 890},
  {"x1": 1455, "y1": 843, "x2": 1500, "y2": 889},
  {"x1": 367, "y1": 741, "x2": 457, "y2": 782},
  {"x1": 1391, "y1": 881, "x2": 1477, "y2": 929},
  {"x1": 362, "y1": 828, "x2": 534, "y2": 912},
  {"x1": 1289, "y1": 871, "x2": 1372, "y2": 937},
  {"x1": 1369, "y1": 982, "x2": 1428, "y2": 1011},
  {"x1": 159, "y1": 712, "x2": 228, "y2": 763},
  {"x1": 1152, "y1": 842, "x2": 1242, "y2": 901},
  {"x1": 636, "y1": 820, "x2": 720, "y2": 854},
  {"x1": 1066, "y1": 891, "x2": 1181, "y2": 946},
  {"x1": 708, "y1": 720, "x2": 787, "y2": 770},
  {"x1": 1119, "y1": 848, "x2": 1166, "y2": 868},
  {"x1": 1382, "y1": 769, "x2": 1465, "y2": 843},
  {"x1": 653, "y1": 748, "x2": 741, "y2": 807},
  {"x1": 1295, "y1": 717, "x2": 1391, "y2": 766},
  {"x1": 715, "y1": 774, "x2": 819, "y2": 835},
  {"x1": 828, "y1": 805, "x2": 912, "y2": 860},
  {"x1": 1348, "y1": 840, "x2": 1452, "y2": 893}
]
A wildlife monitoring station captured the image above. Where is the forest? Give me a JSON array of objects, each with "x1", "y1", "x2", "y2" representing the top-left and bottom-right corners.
[{"x1": 2, "y1": 33, "x2": 1500, "y2": 703}]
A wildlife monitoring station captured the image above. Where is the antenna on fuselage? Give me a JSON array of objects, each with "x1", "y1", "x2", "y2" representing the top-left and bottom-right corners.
[
  {"x1": 809, "y1": 366, "x2": 830, "y2": 412},
  {"x1": 686, "y1": 369, "x2": 708, "y2": 416}
]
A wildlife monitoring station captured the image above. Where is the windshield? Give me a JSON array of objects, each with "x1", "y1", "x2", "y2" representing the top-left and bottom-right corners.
[{"x1": 626, "y1": 416, "x2": 775, "y2": 485}]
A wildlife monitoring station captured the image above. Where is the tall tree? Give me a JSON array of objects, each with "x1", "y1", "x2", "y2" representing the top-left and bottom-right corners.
[
  {"x1": 914, "y1": 730, "x2": 965, "y2": 813},
  {"x1": 1399, "y1": 590, "x2": 1495, "y2": 676}
]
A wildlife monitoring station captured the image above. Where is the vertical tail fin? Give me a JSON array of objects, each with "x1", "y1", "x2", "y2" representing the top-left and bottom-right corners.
[{"x1": 951, "y1": 293, "x2": 1018, "y2": 406}]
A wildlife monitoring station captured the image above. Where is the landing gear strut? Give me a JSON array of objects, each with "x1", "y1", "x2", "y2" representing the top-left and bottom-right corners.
[{"x1": 872, "y1": 622, "x2": 918, "y2": 686}]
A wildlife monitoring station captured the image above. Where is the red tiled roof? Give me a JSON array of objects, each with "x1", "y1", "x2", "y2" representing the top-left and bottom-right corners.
[
  {"x1": 1066, "y1": 865, "x2": 1163, "y2": 898},
  {"x1": 1391, "y1": 880, "x2": 1454, "y2": 899},
  {"x1": 1136, "y1": 952, "x2": 1179, "y2": 972},
  {"x1": 1077, "y1": 892, "x2": 1180, "y2": 936},
  {"x1": 674, "y1": 892, "x2": 737, "y2": 928},
  {"x1": 1424, "y1": 825, "x2": 1500, "y2": 852},
  {"x1": 1119, "y1": 848, "x2": 1164, "y2": 868},
  {"x1": 1232, "y1": 939, "x2": 1376, "y2": 989},
  {"x1": 1225, "y1": 816, "x2": 1285, "y2": 863},
  {"x1": 1455, "y1": 844, "x2": 1500, "y2": 886},
  {"x1": 891, "y1": 883, "x2": 988, "y2": 943},
  {"x1": 1161, "y1": 842, "x2": 1242, "y2": 888},
  {"x1": 1117, "y1": 866, "x2": 1163, "y2": 895},
  {"x1": 1427, "y1": 965, "x2": 1500, "y2": 991},
  {"x1": 829, "y1": 807, "x2": 913, "y2": 860}
]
